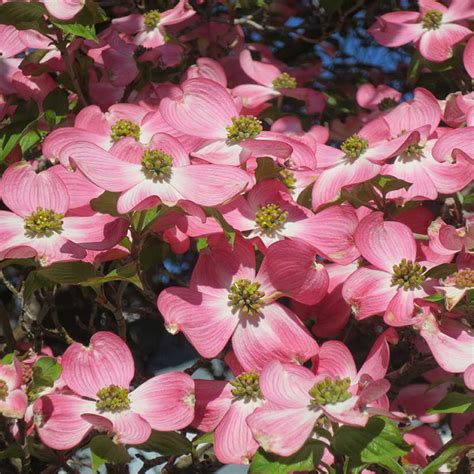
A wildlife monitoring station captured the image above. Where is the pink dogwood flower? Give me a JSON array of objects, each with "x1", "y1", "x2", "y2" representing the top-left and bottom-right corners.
[
  {"x1": 43, "y1": 0, "x2": 85, "y2": 20},
  {"x1": 157, "y1": 235, "x2": 319, "y2": 371},
  {"x1": 247, "y1": 335, "x2": 391, "y2": 456},
  {"x1": 0, "y1": 162, "x2": 128, "y2": 265},
  {"x1": 292, "y1": 261, "x2": 359, "y2": 338},
  {"x1": 403, "y1": 426, "x2": 443, "y2": 467},
  {"x1": 112, "y1": 0, "x2": 195, "y2": 48},
  {"x1": 270, "y1": 115, "x2": 329, "y2": 149},
  {"x1": 311, "y1": 116, "x2": 420, "y2": 209},
  {"x1": 160, "y1": 78, "x2": 293, "y2": 165},
  {"x1": 34, "y1": 332, "x2": 195, "y2": 449},
  {"x1": 219, "y1": 180, "x2": 360, "y2": 263},
  {"x1": 60, "y1": 135, "x2": 253, "y2": 214},
  {"x1": 0, "y1": 356, "x2": 28, "y2": 419},
  {"x1": 428, "y1": 217, "x2": 474, "y2": 257},
  {"x1": 192, "y1": 355, "x2": 265, "y2": 464},
  {"x1": 233, "y1": 50, "x2": 326, "y2": 114},
  {"x1": 42, "y1": 103, "x2": 165, "y2": 164},
  {"x1": 434, "y1": 259, "x2": 474, "y2": 310},
  {"x1": 464, "y1": 36, "x2": 474, "y2": 78},
  {"x1": 369, "y1": 0, "x2": 474, "y2": 62},
  {"x1": 343, "y1": 212, "x2": 434, "y2": 326},
  {"x1": 415, "y1": 310, "x2": 474, "y2": 385},
  {"x1": 356, "y1": 83, "x2": 401, "y2": 112},
  {"x1": 393, "y1": 382, "x2": 450, "y2": 424},
  {"x1": 432, "y1": 125, "x2": 474, "y2": 164},
  {"x1": 380, "y1": 128, "x2": 473, "y2": 204}
]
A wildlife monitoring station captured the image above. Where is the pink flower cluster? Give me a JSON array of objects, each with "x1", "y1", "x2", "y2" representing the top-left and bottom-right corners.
[{"x1": 0, "y1": 0, "x2": 473, "y2": 471}]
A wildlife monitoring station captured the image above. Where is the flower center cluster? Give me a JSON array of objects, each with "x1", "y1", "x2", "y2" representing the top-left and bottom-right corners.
[
  {"x1": 111, "y1": 119, "x2": 141, "y2": 142},
  {"x1": 341, "y1": 134, "x2": 369, "y2": 160},
  {"x1": 279, "y1": 169, "x2": 297, "y2": 191},
  {"x1": 378, "y1": 97, "x2": 398, "y2": 112},
  {"x1": 272, "y1": 72, "x2": 297, "y2": 90},
  {"x1": 228, "y1": 278, "x2": 265, "y2": 314},
  {"x1": 255, "y1": 203, "x2": 288, "y2": 232},
  {"x1": 451, "y1": 268, "x2": 474, "y2": 289},
  {"x1": 0, "y1": 379, "x2": 8, "y2": 401},
  {"x1": 422, "y1": 10, "x2": 443, "y2": 30},
  {"x1": 404, "y1": 141, "x2": 424, "y2": 158},
  {"x1": 226, "y1": 116, "x2": 262, "y2": 143},
  {"x1": 230, "y1": 372, "x2": 262, "y2": 401},
  {"x1": 309, "y1": 377, "x2": 352, "y2": 407},
  {"x1": 391, "y1": 258, "x2": 426, "y2": 290},
  {"x1": 144, "y1": 10, "x2": 161, "y2": 29},
  {"x1": 96, "y1": 384, "x2": 130, "y2": 413},
  {"x1": 24, "y1": 208, "x2": 64, "y2": 238},
  {"x1": 141, "y1": 149, "x2": 173, "y2": 180}
]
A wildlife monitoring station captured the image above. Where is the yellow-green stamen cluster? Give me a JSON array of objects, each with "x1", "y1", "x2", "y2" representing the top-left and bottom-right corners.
[
  {"x1": 228, "y1": 278, "x2": 265, "y2": 314},
  {"x1": 226, "y1": 116, "x2": 262, "y2": 143},
  {"x1": 141, "y1": 149, "x2": 173, "y2": 180},
  {"x1": 341, "y1": 134, "x2": 369, "y2": 160},
  {"x1": 96, "y1": 385, "x2": 130, "y2": 413},
  {"x1": 144, "y1": 10, "x2": 161, "y2": 29},
  {"x1": 391, "y1": 258, "x2": 426, "y2": 290},
  {"x1": 279, "y1": 169, "x2": 297, "y2": 191},
  {"x1": 255, "y1": 203, "x2": 288, "y2": 233},
  {"x1": 405, "y1": 141, "x2": 424, "y2": 158},
  {"x1": 230, "y1": 372, "x2": 262, "y2": 401},
  {"x1": 451, "y1": 268, "x2": 474, "y2": 289},
  {"x1": 111, "y1": 119, "x2": 141, "y2": 142},
  {"x1": 24, "y1": 208, "x2": 64, "y2": 238},
  {"x1": 378, "y1": 97, "x2": 397, "y2": 112},
  {"x1": 0, "y1": 380, "x2": 8, "y2": 401},
  {"x1": 422, "y1": 10, "x2": 443, "y2": 30},
  {"x1": 309, "y1": 377, "x2": 352, "y2": 407},
  {"x1": 272, "y1": 72, "x2": 297, "y2": 90}
]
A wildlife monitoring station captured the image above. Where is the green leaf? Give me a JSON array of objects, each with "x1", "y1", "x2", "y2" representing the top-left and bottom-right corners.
[
  {"x1": 27, "y1": 438, "x2": 57, "y2": 463},
  {"x1": 332, "y1": 417, "x2": 411, "y2": 473},
  {"x1": 423, "y1": 293, "x2": 444, "y2": 302},
  {"x1": 0, "y1": 443, "x2": 23, "y2": 460},
  {"x1": 193, "y1": 432, "x2": 214, "y2": 446},
  {"x1": 373, "y1": 175, "x2": 412, "y2": 194},
  {"x1": 203, "y1": 207, "x2": 236, "y2": 246},
  {"x1": 81, "y1": 263, "x2": 143, "y2": 290},
  {"x1": 90, "y1": 191, "x2": 122, "y2": 217},
  {"x1": 52, "y1": 21, "x2": 97, "y2": 41},
  {"x1": 43, "y1": 89, "x2": 69, "y2": 118},
  {"x1": 196, "y1": 237, "x2": 209, "y2": 252},
  {"x1": 0, "y1": 101, "x2": 42, "y2": 162},
  {"x1": 19, "y1": 130, "x2": 42, "y2": 153},
  {"x1": 427, "y1": 392, "x2": 474, "y2": 414},
  {"x1": 140, "y1": 235, "x2": 169, "y2": 272},
  {"x1": 23, "y1": 271, "x2": 55, "y2": 301},
  {"x1": 32, "y1": 357, "x2": 62, "y2": 388},
  {"x1": 136, "y1": 431, "x2": 193, "y2": 456},
  {"x1": 421, "y1": 444, "x2": 465, "y2": 474},
  {"x1": 1, "y1": 353, "x2": 14, "y2": 365},
  {"x1": 0, "y1": 3, "x2": 48, "y2": 32},
  {"x1": 38, "y1": 262, "x2": 96, "y2": 284},
  {"x1": 89, "y1": 435, "x2": 130, "y2": 470},
  {"x1": 250, "y1": 440, "x2": 325, "y2": 474},
  {"x1": 407, "y1": 53, "x2": 422, "y2": 85},
  {"x1": 425, "y1": 263, "x2": 457, "y2": 279},
  {"x1": 73, "y1": 0, "x2": 108, "y2": 24}
]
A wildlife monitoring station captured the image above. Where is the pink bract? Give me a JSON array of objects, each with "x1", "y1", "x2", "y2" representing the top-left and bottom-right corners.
[{"x1": 35, "y1": 332, "x2": 195, "y2": 449}]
